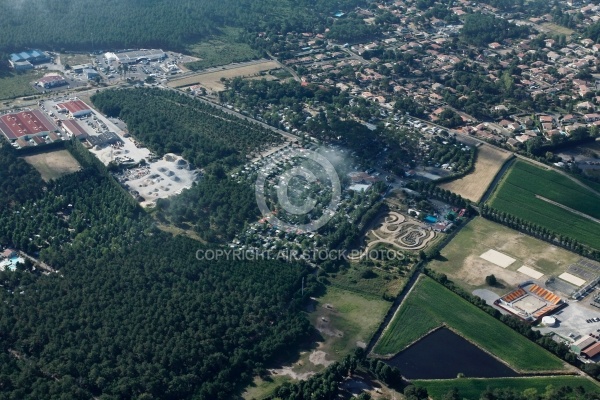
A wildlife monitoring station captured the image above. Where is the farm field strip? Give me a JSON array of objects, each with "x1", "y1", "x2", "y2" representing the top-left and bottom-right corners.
[
  {"x1": 167, "y1": 60, "x2": 281, "y2": 91},
  {"x1": 488, "y1": 160, "x2": 600, "y2": 250},
  {"x1": 493, "y1": 161, "x2": 600, "y2": 218},
  {"x1": 373, "y1": 276, "x2": 566, "y2": 372},
  {"x1": 535, "y1": 195, "x2": 600, "y2": 224}
]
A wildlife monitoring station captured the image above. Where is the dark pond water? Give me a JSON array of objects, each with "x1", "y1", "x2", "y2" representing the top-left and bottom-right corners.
[{"x1": 385, "y1": 327, "x2": 519, "y2": 379}]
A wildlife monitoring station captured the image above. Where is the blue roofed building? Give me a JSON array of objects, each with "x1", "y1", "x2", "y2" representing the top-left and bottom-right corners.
[{"x1": 9, "y1": 49, "x2": 50, "y2": 70}]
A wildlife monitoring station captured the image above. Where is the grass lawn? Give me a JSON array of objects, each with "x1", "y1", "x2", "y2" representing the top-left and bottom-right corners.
[
  {"x1": 487, "y1": 160, "x2": 600, "y2": 250},
  {"x1": 60, "y1": 53, "x2": 93, "y2": 67},
  {"x1": 427, "y1": 217, "x2": 579, "y2": 290},
  {"x1": 185, "y1": 27, "x2": 261, "y2": 70},
  {"x1": 310, "y1": 286, "x2": 391, "y2": 358},
  {"x1": 539, "y1": 23, "x2": 575, "y2": 36},
  {"x1": 0, "y1": 71, "x2": 43, "y2": 100},
  {"x1": 415, "y1": 376, "x2": 600, "y2": 399},
  {"x1": 326, "y1": 263, "x2": 410, "y2": 299},
  {"x1": 242, "y1": 375, "x2": 289, "y2": 400},
  {"x1": 373, "y1": 276, "x2": 566, "y2": 372},
  {"x1": 22, "y1": 149, "x2": 81, "y2": 181}
]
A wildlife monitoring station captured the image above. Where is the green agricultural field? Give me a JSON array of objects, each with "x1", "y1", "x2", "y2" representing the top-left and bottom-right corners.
[
  {"x1": 487, "y1": 160, "x2": 600, "y2": 250},
  {"x1": 0, "y1": 71, "x2": 43, "y2": 100},
  {"x1": 185, "y1": 28, "x2": 261, "y2": 70},
  {"x1": 415, "y1": 376, "x2": 600, "y2": 399},
  {"x1": 373, "y1": 276, "x2": 566, "y2": 372}
]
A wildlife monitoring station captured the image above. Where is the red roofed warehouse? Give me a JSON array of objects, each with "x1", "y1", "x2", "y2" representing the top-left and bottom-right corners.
[
  {"x1": 0, "y1": 110, "x2": 58, "y2": 141},
  {"x1": 56, "y1": 100, "x2": 92, "y2": 118},
  {"x1": 62, "y1": 119, "x2": 89, "y2": 140}
]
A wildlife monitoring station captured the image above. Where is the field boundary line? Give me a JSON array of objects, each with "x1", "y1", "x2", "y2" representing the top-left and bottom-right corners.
[
  {"x1": 479, "y1": 155, "x2": 516, "y2": 204},
  {"x1": 514, "y1": 154, "x2": 600, "y2": 197},
  {"x1": 535, "y1": 195, "x2": 600, "y2": 225},
  {"x1": 367, "y1": 272, "x2": 425, "y2": 356}
]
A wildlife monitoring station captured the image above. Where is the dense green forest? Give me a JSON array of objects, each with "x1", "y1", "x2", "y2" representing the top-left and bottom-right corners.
[
  {"x1": 157, "y1": 176, "x2": 259, "y2": 242},
  {"x1": 460, "y1": 14, "x2": 530, "y2": 46},
  {"x1": 0, "y1": 0, "x2": 368, "y2": 52},
  {"x1": 326, "y1": 16, "x2": 382, "y2": 43},
  {"x1": 0, "y1": 237, "x2": 312, "y2": 399},
  {"x1": 91, "y1": 88, "x2": 281, "y2": 169},
  {"x1": 0, "y1": 145, "x2": 314, "y2": 399},
  {"x1": 0, "y1": 146, "x2": 45, "y2": 211}
]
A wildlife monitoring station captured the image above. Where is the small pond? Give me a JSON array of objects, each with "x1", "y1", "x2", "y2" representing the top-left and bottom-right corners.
[{"x1": 385, "y1": 327, "x2": 519, "y2": 379}]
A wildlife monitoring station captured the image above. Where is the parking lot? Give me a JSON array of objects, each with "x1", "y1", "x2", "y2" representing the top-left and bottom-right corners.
[{"x1": 537, "y1": 288, "x2": 600, "y2": 345}]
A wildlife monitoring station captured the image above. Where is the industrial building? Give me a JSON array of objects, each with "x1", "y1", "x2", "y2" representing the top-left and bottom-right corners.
[
  {"x1": 104, "y1": 49, "x2": 166, "y2": 64},
  {"x1": 583, "y1": 341, "x2": 600, "y2": 359},
  {"x1": 9, "y1": 50, "x2": 50, "y2": 70},
  {"x1": 37, "y1": 75, "x2": 68, "y2": 89},
  {"x1": 0, "y1": 110, "x2": 58, "y2": 142},
  {"x1": 56, "y1": 100, "x2": 93, "y2": 118},
  {"x1": 87, "y1": 132, "x2": 121, "y2": 147},
  {"x1": 83, "y1": 69, "x2": 100, "y2": 80},
  {"x1": 61, "y1": 120, "x2": 89, "y2": 140},
  {"x1": 71, "y1": 64, "x2": 93, "y2": 73},
  {"x1": 571, "y1": 335, "x2": 596, "y2": 354}
]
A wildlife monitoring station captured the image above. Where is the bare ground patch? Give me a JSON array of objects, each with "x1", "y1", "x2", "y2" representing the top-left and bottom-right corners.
[
  {"x1": 22, "y1": 149, "x2": 81, "y2": 181},
  {"x1": 167, "y1": 60, "x2": 281, "y2": 92},
  {"x1": 440, "y1": 145, "x2": 512, "y2": 202},
  {"x1": 457, "y1": 254, "x2": 524, "y2": 287}
]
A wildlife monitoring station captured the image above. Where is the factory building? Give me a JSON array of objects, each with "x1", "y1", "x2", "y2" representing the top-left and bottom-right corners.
[
  {"x1": 83, "y1": 69, "x2": 100, "y2": 80},
  {"x1": 0, "y1": 110, "x2": 58, "y2": 146},
  {"x1": 9, "y1": 50, "x2": 50, "y2": 70},
  {"x1": 104, "y1": 49, "x2": 166, "y2": 64},
  {"x1": 61, "y1": 119, "x2": 89, "y2": 140},
  {"x1": 37, "y1": 75, "x2": 68, "y2": 89},
  {"x1": 56, "y1": 100, "x2": 93, "y2": 118}
]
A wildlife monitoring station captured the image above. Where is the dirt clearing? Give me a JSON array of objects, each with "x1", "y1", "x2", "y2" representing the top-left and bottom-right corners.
[
  {"x1": 440, "y1": 144, "x2": 512, "y2": 202},
  {"x1": 167, "y1": 60, "x2": 281, "y2": 92},
  {"x1": 22, "y1": 149, "x2": 81, "y2": 181}
]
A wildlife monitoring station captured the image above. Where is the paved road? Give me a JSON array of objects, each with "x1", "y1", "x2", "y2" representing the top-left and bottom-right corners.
[{"x1": 267, "y1": 51, "x2": 300, "y2": 82}]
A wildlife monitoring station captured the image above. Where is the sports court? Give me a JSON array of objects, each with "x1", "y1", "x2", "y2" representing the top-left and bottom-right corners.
[
  {"x1": 559, "y1": 272, "x2": 586, "y2": 287},
  {"x1": 512, "y1": 295, "x2": 547, "y2": 314},
  {"x1": 479, "y1": 249, "x2": 516, "y2": 268},
  {"x1": 517, "y1": 265, "x2": 544, "y2": 279}
]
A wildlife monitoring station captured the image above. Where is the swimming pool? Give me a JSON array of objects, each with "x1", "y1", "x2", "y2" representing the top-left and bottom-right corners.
[
  {"x1": 424, "y1": 215, "x2": 437, "y2": 223},
  {"x1": 0, "y1": 256, "x2": 24, "y2": 271}
]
